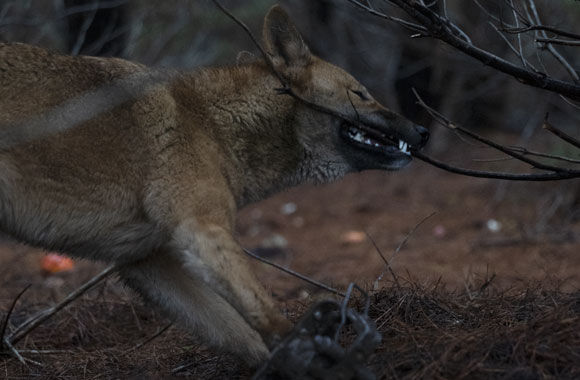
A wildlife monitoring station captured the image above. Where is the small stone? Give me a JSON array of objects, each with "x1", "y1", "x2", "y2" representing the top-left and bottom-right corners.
[
  {"x1": 433, "y1": 225, "x2": 446, "y2": 238},
  {"x1": 291, "y1": 216, "x2": 304, "y2": 227},
  {"x1": 250, "y1": 208, "x2": 263, "y2": 220},
  {"x1": 247, "y1": 225, "x2": 261, "y2": 237},
  {"x1": 261, "y1": 233, "x2": 288, "y2": 249},
  {"x1": 341, "y1": 230, "x2": 366, "y2": 243},
  {"x1": 280, "y1": 202, "x2": 297, "y2": 215},
  {"x1": 486, "y1": 219, "x2": 502, "y2": 232}
]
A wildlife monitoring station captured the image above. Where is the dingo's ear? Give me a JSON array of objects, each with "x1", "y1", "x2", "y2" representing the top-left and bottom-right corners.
[
  {"x1": 236, "y1": 50, "x2": 257, "y2": 65},
  {"x1": 263, "y1": 5, "x2": 311, "y2": 67}
]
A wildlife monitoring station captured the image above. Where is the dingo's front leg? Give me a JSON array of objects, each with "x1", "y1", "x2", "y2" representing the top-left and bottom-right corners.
[
  {"x1": 120, "y1": 250, "x2": 270, "y2": 366},
  {"x1": 172, "y1": 218, "x2": 293, "y2": 346}
]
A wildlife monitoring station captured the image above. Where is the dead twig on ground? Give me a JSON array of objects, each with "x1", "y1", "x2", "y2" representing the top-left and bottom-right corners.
[
  {"x1": 125, "y1": 322, "x2": 173, "y2": 353},
  {"x1": 371, "y1": 211, "x2": 437, "y2": 290},
  {"x1": 243, "y1": 248, "x2": 345, "y2": 297},
  {"x1": 7, "y1": 265, "x2": 116, "y2": 346},
  {"x1": 0, "y1": 285, "x2": 30, "y2": 348},
  {"x1": 367, "y1": 232, "x2": 401, "y2": 289}
]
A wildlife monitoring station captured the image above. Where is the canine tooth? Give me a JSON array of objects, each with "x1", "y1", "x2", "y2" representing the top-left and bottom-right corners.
[{"x1": 398, "y1": 140, "x2": 403, "y2": 150}]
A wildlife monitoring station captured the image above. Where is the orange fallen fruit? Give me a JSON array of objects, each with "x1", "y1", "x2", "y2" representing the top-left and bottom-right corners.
[
  {"x1": 341, "y1": 230, "x2": 366, "y2": 244},
  {"x1": 41, "y1": 253, "x2": 75, "y2": 273}
]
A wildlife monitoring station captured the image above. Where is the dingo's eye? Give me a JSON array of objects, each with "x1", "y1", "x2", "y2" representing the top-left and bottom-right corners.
[{"x1": 350, "y1": 89, "x2": 369, "y2": 101}]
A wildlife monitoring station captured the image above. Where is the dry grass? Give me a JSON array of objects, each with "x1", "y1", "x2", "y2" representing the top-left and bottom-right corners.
[
  {"x1": 2, "y1": 271, "x2": 580, "y2": 379},
  {"x1": 367, "y1": 281, "x2": 580, "y2": 379}
]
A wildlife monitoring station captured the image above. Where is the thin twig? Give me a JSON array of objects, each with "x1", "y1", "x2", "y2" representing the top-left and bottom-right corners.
[
  {"x1": 346, "y1": 0, "x2": 427, "y2": 32},
  {"x1": 527, "y1": 0, "x2": 579, "y2": 83},
  {"x1": 8, "y1": 265, "x2": 116, "y2": 345},
  {"x1": 543, "y1": 119, "x2": 580, "y2": 149},
  {"x1": 210, "y1": 1, "x2": 400, "y2": 147},
  {"x1": 367, "y1": 232, "x2": 400, "y2": 288},
  {"x1": 376, "y1": 0, "x2": 580, "y2": 100},
  {"x1": 501, "y1": 25, "x2": 580, "y2": 40},
  {"x1": 125, "y1": 322, "x2": 173, "y2": 353},
  {"x1": 412, "y1": 151, "x2": 577, "y2": 181},
  {"x1": 2, "y1": 338, "x2": 29, "y2": 366},
  {"x1": 212, "y1": 0, "x2": 580, "y2": 182},
  {"x1": 242, "y1": 248, "x2": 345, "y2": 297},
  {"x1": 393, "y1": 212, "x2": 437, "y2": 257},
  {"x1": 508, "y1": 0, "x2": 527, "y2": 68},
  {"x1": 412, "y1": 89, "x2": 579, "y2": 174},
  {"x1": 0, "y1": 349, "x2": 72, "y2": 355},
  {"x1": 209, "y1": 0, "x2": 286, "y2": 86},
  {"x1": 536, "y1": 38, "x2": 580, "y2": 47},
  {"x1": 374, "y1": 212, "x2": 436, "y2": 286},
  {"x1": 507, "y1": 146, "x2": 580, "y2": 164},
  {"x1": 0, "y1": 285, "x2": 31, "y2": 346},
  {"x1": 560, "y1": 95, "x2": 580, "y2": 112}
]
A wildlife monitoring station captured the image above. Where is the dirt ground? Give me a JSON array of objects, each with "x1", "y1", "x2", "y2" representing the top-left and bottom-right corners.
[{"x1": 1, "y1": 139, "x2": 579, "y2": 379}]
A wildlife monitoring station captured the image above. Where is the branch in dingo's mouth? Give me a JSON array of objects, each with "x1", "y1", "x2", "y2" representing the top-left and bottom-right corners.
[
  {"x1": 210, "y1": 0, "x2": 580, "y2": 182},
  {"x1": 411, "y1": 89, "x2": 580, "y2": 181},
  {"x1": 209, "y1": 0, "x2": 397, "y2": 146}
]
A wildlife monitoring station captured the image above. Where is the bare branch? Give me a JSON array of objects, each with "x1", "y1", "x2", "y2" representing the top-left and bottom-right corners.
[
  {"x1": 346, "y1": 0, "x2": 427, "y2": 33},
  {"x1": 535, "y1": 38, "x2": 580, "y2": 47},
  {"x1": 412, "y1": 151, "x2": 578, "y2": 181},
  {"x1": 507, "y1": 146, "x2": 580, "y2": 165},
  {"x1": 358, "y1": 0, "x2": 580, "y2": 100},
  {"x1": 412, "y1": 89, "x2": 578, "y2": 174},
  {"x1": 542, "y1": 118, "x2": 580, "y2": 149},
  {"x1": 526, "y1": 0, "x2": 579, "y2": 83},
  {"x1": 211, "y1": 0, "x2": 580, "y2": 182},
  {"x1": 502, "y1": 25, "x2": 580, "y2": 40}
]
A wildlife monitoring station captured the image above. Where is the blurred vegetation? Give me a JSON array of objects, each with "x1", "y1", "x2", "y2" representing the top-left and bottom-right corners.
[{"x1": 1, "y1": 1, "x2": 577, "y2": 131}]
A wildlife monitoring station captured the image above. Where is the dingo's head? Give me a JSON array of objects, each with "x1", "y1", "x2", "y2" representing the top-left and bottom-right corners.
[{"x1": 262, "y1": 5, "x2": 429, "y2": 176}]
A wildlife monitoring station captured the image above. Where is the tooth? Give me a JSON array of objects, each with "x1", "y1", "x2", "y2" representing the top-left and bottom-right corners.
[
  {"x1": 398, "y1": 140, "x2": 403, "y2": 150},
  {"x1": 365, "y1": 138, "x2": 372, "y2": 145}
]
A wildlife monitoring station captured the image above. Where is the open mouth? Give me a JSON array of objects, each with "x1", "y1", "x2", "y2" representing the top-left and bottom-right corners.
[{"x1": 341, "y1": 124, "x2": 411, "y2": 156}]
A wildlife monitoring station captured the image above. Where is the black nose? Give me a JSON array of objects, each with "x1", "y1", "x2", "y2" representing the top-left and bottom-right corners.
[{"x1": 414, "y1": 125, "x2": 429, "y2": 148}]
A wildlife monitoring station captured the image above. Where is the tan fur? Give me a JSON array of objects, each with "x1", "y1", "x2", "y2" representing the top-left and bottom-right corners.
[{"x1": 0, "y1": 5, "x2": 427, "y2": 365}]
